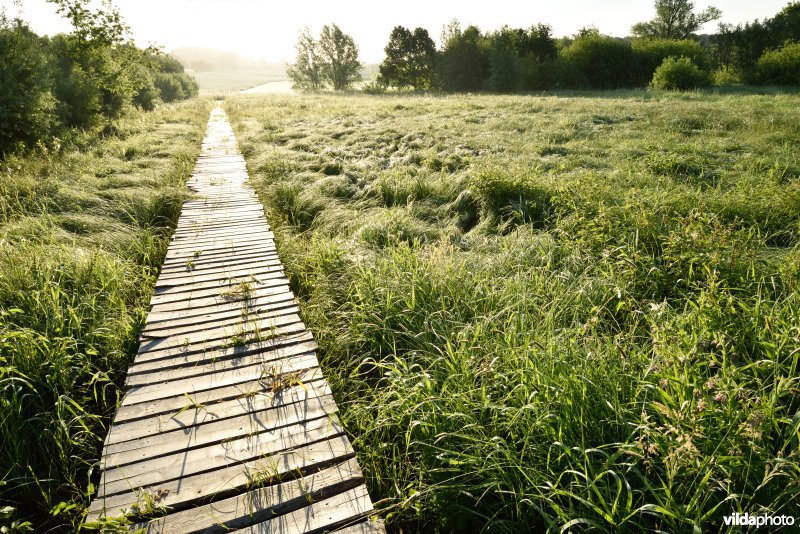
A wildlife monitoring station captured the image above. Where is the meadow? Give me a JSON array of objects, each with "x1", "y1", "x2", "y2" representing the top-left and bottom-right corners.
[
  {"x1": 224, "y1": 89, "x2": 800, "y2": 532},
  {"x1": 0, "y1": 100, "x2": 211, "y2": 530}
]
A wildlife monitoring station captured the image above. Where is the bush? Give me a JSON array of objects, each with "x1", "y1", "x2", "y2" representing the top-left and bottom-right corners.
[
  {"x1": 754, "y1": 41, "x2": 800, "y2": 85},
  {"x1": 632, "y1": 38, "x2": 706, "y2": 86},
  {"x1": 710, "y1": 64, "x2": 744, "y2": 85},
  {"x1": 0, "y1": 18, "x2": 57, "y2": 154},
  {"x1": 650, "y1": 56, "x2": 708, "y2": 91},
  {"x1": 560, "y1": 33, "x2": 635, "y2": 88}
]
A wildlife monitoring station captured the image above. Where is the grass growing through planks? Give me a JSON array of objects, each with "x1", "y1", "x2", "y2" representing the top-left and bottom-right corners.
[
  {"x1": 226, "y1": 89, "x2": 800, "y2": 532},
  {"x1": 0, "y1": 99, "x2": 212, "y2": 530}
]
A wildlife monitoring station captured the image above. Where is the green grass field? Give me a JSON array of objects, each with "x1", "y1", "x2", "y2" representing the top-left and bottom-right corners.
[
  {"x1": 224, "y1": 89, "x2": 800, "y2": 532},
  {"x1": 0, "y1": 100, "x2": 212, "y2": 530}
]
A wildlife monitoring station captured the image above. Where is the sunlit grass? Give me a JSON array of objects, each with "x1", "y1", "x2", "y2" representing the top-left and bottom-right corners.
[
  {"x1": 226, "y1": 89, "x2": 800, "y2": 532},
  {"x1": 0, "y1": 99, "x2": 212, "y2": 530}
]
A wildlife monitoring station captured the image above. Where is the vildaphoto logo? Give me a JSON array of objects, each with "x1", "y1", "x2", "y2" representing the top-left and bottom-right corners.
[{"x1": 723, "y1": 513, "x2": 795, "y2": 528}]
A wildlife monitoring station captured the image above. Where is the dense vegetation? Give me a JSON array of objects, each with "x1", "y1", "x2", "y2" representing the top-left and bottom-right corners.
[
  {"x1": 226, "y1": 90, "x2": 800, "y2": 532},
  {"x1": 0, "y1": 1, "x2": 198, "y2": 156},
  {"x1": 0, "y1": 98, "x2": 211, "y2": 530},
  {"x1": 1, "y1": 2, "x2": 208, "y2": 530},
  {"x1": 365, "y1": 2, "x2": 800, "y2": 93}
]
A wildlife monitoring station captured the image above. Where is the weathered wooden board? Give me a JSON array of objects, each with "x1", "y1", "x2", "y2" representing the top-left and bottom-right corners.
[{"x1": 86, "y1": 106, "x2": 382, "y2": 532}]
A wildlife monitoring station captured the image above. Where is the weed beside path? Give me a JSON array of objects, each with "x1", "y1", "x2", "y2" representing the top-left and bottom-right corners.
[
  {"x1": 227, "y1": 90, "x2": 800, "y2": 532},
  {"x1": 0, "y1": 99, "x2": 212, "y2": 530}
]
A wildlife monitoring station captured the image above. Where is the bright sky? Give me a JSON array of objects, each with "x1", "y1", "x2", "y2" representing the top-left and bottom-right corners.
[{"x1": 1, "y1": 0, "x2": 792, "y2": 63}]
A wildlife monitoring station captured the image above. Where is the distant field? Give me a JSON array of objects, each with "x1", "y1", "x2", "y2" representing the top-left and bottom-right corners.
[
  {"x1": 226, "y1": 89, "x2": 800, "y2": 532},
  {"x1": 190, "y1": 69, "x2": 288, "y2": 94}
]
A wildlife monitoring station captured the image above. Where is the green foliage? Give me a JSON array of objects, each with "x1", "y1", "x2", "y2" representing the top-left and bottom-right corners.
[
  {"x1": 712, "y1": 2, "x2": 800, "y2": 75},
  {"x1": 378, "y1": 26, "x2": 436, "y2": 90},
  {"x1": 650, "y1": 56, "x2": 708, "y2": 90},
  {"x1": 319, "y1": 24, "x2": 362, "y2": 90},
  {"x1": 437, "y1": 21, "x2": 489, "y2": 92},
  {"x1": 0, "y1": 18, "x2": 57, "y2": 155},
  {"x1": 288, "y1": 24, "x2": 362, "y2": 91},
  {"x1": 710, "y1": 64, "x2": 743, "y2": 85},
  {"x1": 0, "y1": 1, "x2": 198, "y2": 156},
  {"x1": 632, "y1": 38, "x2": 706, "y2": 85},
  {"x1": 226, "y1": 90, "x2": 800, "y2": 532},
  {"x1": 560, "y1": 32, "x2": 635, "y2": 88},
  {"x1": 287, "y1": 28, "x2": 324, "y2": 91},
  {"x1": 485, "y1": 26, "x2": 523, "y2": 93},
  {"x1": 0, "y1": 99, "x2": 211, "y2": 530},
  {"x1": 754, "y1": 41, "x2": 800, "y2": 85},
  {"x1": 632, "y1": 0, "x2": 722, "y2": 39}
]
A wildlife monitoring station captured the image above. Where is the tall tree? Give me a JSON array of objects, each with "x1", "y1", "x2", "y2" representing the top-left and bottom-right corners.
[
  {"x1": 632, "y1": 0, "x2": 722, "y2": 39},
  {"x1": 318, "y1": 24, "x2": 361, "y2": 90},
  {"x1": 287, "y1": 28, "x2": 323, "y2": 90},
  {"x1": 378, "y1": 26, "x2": 436, "y2": 90},
  {"x1": 437, "y1": 20, "x2": 489, "y2": 92}
]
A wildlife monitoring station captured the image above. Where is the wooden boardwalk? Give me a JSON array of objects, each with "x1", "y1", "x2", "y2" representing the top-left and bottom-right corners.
[{"x1": 87, "y1": 107, "x2": 384, "y2": 533}]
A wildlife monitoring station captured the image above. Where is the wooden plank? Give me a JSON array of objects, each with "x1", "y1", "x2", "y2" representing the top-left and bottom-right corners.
[
  {"x1": 128, "y1": 331, "x2": 314, "y2": 376},
  {"x1": 123, "y1": 351, "x2": 319, "y2": 406},
  {"x1": 106, "y1": 379, "x2": 332, "y2": 446},
  {"x1": 229, "y1": 485, "x2": 374, "y2": 534},
  {"x1": 161, "y1": 244, "x2": 278, "y2": 267},
  {"x1": 141, "y1": 303, "x2": 299, "y2": 339},
  {"x1": 98, "y1": 415, "x2": 346, "y2": 495},
  {"x1": 114, "y1": 368, "x2": 324, "y2": 424},
  {"x1": 170, "y1": 227, "x2": 270, "y2": 242},
  {"x1": 145, "y1": 291, "x2": 296, "y2": 325},
  {"x1": 332, "y1": 519, "x2": 387, "y2": 533},
  {"x1": 87, "y1": 106, "x2": 381, "y2": 531},
  {"x1": 128, "y1": 458, "x2": 365, "y2": 534},
  {"x1": 146, "y1": 288, "x2": 294, "y2": 320},
  {"x1": 87, "y1": 436, "x2": 356, "y2": 521},
  {"x1": 147, "y1": 275, "x2": 289, "y2": 307},
  {"x1": 155, "y1": 261, "x2": 284, "y2": 288},
  {"x1": 159, "y1": 251, "x2": 279, "y2": 274},
  {"x1": 126, "y1": 339, "x2": 318, "y2": 386},
  {"x1": 102, "y1": 394, "x2": 339, "y2": 468},
  {"x1": 137, "y1": 313, "x2": 302, "y2": 354},
  {"x1": 131, "y1": 320, "x2": 308, "y2": 365}
]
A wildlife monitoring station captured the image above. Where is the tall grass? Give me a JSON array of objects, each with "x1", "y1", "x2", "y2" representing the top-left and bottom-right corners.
[
  {"x1": 226, "y1": 90, "x2": 800, "y2": 531},
  {"x1": 0, "y1": 99, "x2": 211, "y2": 531}
]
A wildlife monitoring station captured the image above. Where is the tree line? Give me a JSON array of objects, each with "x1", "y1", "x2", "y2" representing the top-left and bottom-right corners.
[
  {"x1": 0, "y1": 0, "x2": 198, "y2": 156},
  {"x1": 288, "y1": 1, "x2": 800, "y2": 92}
]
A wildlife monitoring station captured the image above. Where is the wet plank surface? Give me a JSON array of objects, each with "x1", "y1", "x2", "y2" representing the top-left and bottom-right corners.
[{"x1": 86, "y1": 106, "x2": 383, "y2": 533}]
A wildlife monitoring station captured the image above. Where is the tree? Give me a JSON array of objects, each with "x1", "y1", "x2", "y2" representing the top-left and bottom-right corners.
[
  {"x1": 0, "y1": 16, "x2": 57, "y2": 154},
  {"x1": 318, "y1": 24, "x2": 361, "y2": 90},
  {"x1": 287, "y1": 28, "x2": 324, "y2": 90},
  {"x1": 486, "y1": 26, "x2": 522, "y2": 92},
  {"x1": 632, "y1": 0, "x2": 722, "y2": 39},
  {"x1": 289, "y1": 25, "x2": 361, "y2": 91},
  {"x1": 437, "y1": 20, "x2": 489, "y2": 92},
  {"x1": 378, "y1": 26, "x2": 436, "y2": 90}
]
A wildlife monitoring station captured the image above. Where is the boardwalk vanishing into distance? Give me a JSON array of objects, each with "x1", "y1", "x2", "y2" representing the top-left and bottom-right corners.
[{"x1": 86, "y1": 106, "x2": 384, "y2": 534}]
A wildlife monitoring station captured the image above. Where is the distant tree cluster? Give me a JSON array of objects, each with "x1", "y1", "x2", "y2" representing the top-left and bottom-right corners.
[
  {"x1": 287, "y1": 24, "x2": 362, "y2": 90},
  {"x1": 0, "y1": 0, "x2": 198, "y2": 156},
  {"x1": 288, "y1": 0, "x2": 800, "y2": 94}
]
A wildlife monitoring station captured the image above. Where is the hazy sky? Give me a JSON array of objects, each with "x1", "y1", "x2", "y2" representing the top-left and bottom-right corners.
[{"x1": 1, "y1": 0, "x2": 792, "y2": 63}]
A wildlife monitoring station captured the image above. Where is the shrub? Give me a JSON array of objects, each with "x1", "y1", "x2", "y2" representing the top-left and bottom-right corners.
[
  {"x1": 0, "y1": 18, "x2": 57, "y2": 154},
  {"x1": 650, "y1": 56, "x2": 707, "y2": 90},
  {"x1": 754, "y1": 41, "x2": 800, "y2": 85},
  {"x1": 560, "y1": 33, "x2": 635, "y2": 88},
  {"x1": 710, "y1": 64, "x2": 743, "y2": 85},
  {"x1": 632, "y1": 38, "x2": 706, "y2": 86}
]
